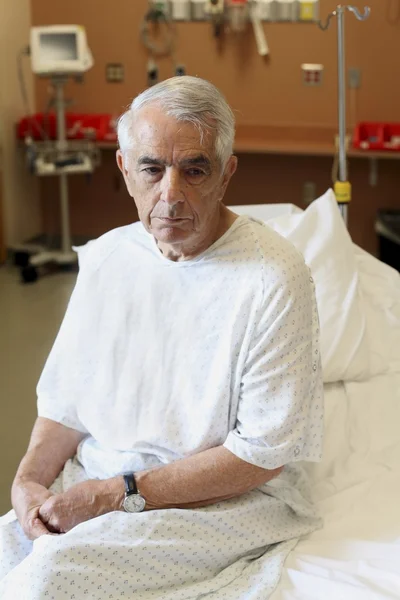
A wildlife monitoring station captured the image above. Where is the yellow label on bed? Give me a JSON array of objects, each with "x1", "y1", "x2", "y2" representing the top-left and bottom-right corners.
[
  {"x1": 299, "y1": 2, "x2": 316, "y2": 20},
  {"x1": 334, "y1": 181, "x2": 352, "y2": 204}
]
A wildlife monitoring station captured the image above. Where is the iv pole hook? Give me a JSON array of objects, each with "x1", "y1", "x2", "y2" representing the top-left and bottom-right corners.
[{"x1": 318, "y1": 5, "x2": 370, "y2": 30}]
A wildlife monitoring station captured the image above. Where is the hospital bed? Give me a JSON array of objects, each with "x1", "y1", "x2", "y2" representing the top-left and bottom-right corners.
[
  {"x1": 2, "y1": 190, "x2": 398, "y2": 599},
  {"x1": 230, "y1": 189, "x2": 400, "y2": 599}
]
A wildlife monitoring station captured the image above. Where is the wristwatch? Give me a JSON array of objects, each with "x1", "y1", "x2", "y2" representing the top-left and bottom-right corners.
[{"x1": 122, "y1": 473, "x2": 146, "y2": 513}]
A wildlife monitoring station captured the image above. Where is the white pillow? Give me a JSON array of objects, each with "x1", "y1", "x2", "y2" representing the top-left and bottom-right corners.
[
  {"x1": 228, "y1": 203, "x2": 302, "y2": 220},
  {"x1": 354, "y1": 245, "x2": 400, "y2": 374},
  {"x1": 253, "y1": 190, "x2": 372, "y2": 382}
]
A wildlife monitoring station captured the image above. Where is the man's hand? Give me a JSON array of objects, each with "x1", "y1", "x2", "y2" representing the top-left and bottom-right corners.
[
  {"x1": 38, "y1": 477, "x2": 125, "y2": 534},
  {"x1": 11, "y1": 480, "x2": 56, "y2": 540},
  {"x1": 11, "y1": 417, "x2": 86, "y2": 538}
]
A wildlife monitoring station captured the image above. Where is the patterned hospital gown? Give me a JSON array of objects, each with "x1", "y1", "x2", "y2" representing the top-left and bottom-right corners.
[{"x1": 0, "y1": 215, "x2": 324, "y2": 599}]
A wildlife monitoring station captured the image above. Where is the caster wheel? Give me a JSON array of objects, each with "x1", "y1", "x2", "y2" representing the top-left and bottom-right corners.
[
  {"x1": 21, "y1": 265, "x2": 38, "y2": 284},
  {"x1": 14, "y1": 251, "x2": 31, "y2": 268}
]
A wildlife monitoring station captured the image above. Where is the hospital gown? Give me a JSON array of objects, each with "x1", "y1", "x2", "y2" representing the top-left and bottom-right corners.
[{"x1": 0, "y1": 215, "x2": 324, "y2": 599}]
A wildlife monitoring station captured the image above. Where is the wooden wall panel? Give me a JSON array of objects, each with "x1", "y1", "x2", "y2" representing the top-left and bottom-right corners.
[{"x1": 40, "y1": 150, "x2": 400, "y2": 255}]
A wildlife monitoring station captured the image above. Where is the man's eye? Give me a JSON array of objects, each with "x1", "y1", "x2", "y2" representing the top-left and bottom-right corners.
[
  {"x1": 186, "y1": 168, "x2": 205, "y2": 177},
  {"x1": 144, "y1": 167, "x2": 161, "y2": 175}
]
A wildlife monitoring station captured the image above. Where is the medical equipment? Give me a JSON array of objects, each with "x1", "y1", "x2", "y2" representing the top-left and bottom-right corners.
[
  {"x1": 171, "y1": 0, "x2": 192, "y2": 20},
  {"x1": 148, "y1": 1, "x2": 319, "y2": 54},
  {"x1": 156, "y1": 1, "x2": 320, "y2": 56},
  {"x1": 250, "y1": 3, "x2": 269, "y2": 55},
  {"x1": 141, "y1": 4, "x2": 180, "y2": 81},
  {"x1": 298, "y1": 0, "x2": 319, "y2": 21},
  {"x1": 278, "y1": 0, "x2": 297, "y2": 21},
  {"x1": 192, "y1": 0, "x2": 207, "y2": 19},
  {"x1": 205, "y1": 0, "x2": 225, "y2": 14},
  {"x1": 17, "y1": 27, "x2": 100, "y2": 283},
  {"x1": 162, "y1": 0, "x2": 321, "y2": 21},
  {"x1": 141, "y1": 6, "x2": 176, "y2": 58},
  {"x1": 30, "y1": 25, "x2": 93, "y2": 76},
  {"x1": 257, "y1": 0, "x2": 279, "y2": 20},
  {"x1": 204, "y1": 0, "x2": 225, "y2": 36},
  {"x1": 226, "y1": 0, "x2": 249, "y2": 31},
  {"x1": 151, "y1": 0, "x2": 171, "y2": 16},
  {"x1": 318, "y1": 5, "x2": 370, "y2": 226}
]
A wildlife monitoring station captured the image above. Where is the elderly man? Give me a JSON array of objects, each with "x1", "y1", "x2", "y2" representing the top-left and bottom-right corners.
[{"x1": 0, "y1": 77, "x2": 323, "y2": 599}]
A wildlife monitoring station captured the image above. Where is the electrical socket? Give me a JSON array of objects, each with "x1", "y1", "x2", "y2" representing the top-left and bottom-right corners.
[
  {"x1": 302, "y1": 181, "x2": 316, "y2": 206},
  {"x1": 106, "y1": 63, "x2": 124, "y2": 83},
  {"x1": 302, "y1": 64, "x2": 323, "y2": 86},
  {"x1": 348, "y1": 67, "x2": 361, "y2": 89}
]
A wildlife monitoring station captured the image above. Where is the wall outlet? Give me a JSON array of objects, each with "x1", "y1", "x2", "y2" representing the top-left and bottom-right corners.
[
  {"x1": 302, "y1": 181, "x2": 316, "y2": 206},
  {"x1": 106, "y1": 63, "x2": 124, "y2": 83},
  {"x1": 301, "y1": 63, "x2": 323, "y2": 86},
  {"x1": 348, "y1": 67, "x2": 361, "y2": 89}
]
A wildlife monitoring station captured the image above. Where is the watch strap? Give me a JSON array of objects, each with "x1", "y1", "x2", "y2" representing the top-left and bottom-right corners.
[{"x1": 123, "y1": 473, "x2": 138, "y2": 496}]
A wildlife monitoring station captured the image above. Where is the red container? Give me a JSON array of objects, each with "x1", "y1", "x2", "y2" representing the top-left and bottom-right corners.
[
  {"x1": 65, "y1": 114, "x2": 112, "y2": 141},
  {"x1": 17, "y1": 113, "x2": 57, "y2": 140},
  {"x1": 17, "y1": 113, "x2": 115, "y2": 142},
  {"x1": 382, "y1": 124, "x2": 400, "y2": 151},
  {"x1": 353, "y1": 122, "x2": 384, "y2": 150}
]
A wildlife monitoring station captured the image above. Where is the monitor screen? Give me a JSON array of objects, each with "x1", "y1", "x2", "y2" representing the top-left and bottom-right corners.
[{"x1": 39, "y1": 32, "x2": 78, "y2": 62}]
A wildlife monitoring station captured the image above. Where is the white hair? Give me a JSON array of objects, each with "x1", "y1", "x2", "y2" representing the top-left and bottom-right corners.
[{"x1": 117, "y1": 76, "x2": 235, "y2": 168}]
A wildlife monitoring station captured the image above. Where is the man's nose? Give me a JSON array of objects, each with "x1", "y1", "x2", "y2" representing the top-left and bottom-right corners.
[{"x1": 160, "y1": 168, "x2": 185, "y2": 206}]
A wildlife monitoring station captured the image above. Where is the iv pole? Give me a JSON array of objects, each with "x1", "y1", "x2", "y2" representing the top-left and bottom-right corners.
[{"x1": 318, "y1": 5, "x2": 370, "y2": 227}]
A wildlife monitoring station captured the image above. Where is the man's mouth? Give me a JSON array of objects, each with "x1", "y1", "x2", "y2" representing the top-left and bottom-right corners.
[{"x1": 154, "y1": 217, "x2": 190, "y2": 222}]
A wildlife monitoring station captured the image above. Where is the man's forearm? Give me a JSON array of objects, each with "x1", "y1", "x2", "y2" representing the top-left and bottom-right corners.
[
  {"x1": 13, "y1": 417, "x2": 85, "y2": 489},
  {"x1": 133, "y1": 446, "x2": 283, "y2": 510}
]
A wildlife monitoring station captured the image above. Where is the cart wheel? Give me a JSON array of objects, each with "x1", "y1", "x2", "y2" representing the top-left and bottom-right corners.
[
  {"x1": 14, "y1": 251, "x2": 31, "y2": 268},
  {"x1": 21, "y1": 265, "x2": 38, "y2": 284}
]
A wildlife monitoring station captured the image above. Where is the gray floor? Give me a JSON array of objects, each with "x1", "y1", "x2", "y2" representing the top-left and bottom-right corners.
[{"x1": 0, "y1": 264, "x2": 77, "y2": 514}]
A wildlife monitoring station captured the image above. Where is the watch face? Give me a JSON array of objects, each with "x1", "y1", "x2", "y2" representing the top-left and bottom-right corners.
[{"x1": 123, "y1": 494, "x2": 146, "y2": 513}]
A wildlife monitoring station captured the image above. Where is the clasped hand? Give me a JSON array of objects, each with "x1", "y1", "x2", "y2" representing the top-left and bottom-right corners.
[
  {"x1": 39, "y1": 479, "x2": 122, "y2": 534},
  {"x1": 13, "y1": 478, "x2": 124, "y2": 540}
]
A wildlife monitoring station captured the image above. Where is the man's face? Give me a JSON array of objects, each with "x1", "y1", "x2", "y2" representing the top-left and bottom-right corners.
[{"x1": 117, "y1": 105, "x2": 237, "y2": 250}]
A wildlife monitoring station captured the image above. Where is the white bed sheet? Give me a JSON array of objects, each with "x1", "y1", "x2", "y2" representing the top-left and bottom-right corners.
[{"x1": 271, "y1": 372, "x2": 400, "y2": 599}]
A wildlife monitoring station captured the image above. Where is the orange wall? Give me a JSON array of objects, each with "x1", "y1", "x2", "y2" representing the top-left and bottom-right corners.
[
  {"x1": 32, "y1": 0, "x2": 400, "y2": 125},
  {"x1": 31, "y1": 0, "x2": 400, "y2": 253}
]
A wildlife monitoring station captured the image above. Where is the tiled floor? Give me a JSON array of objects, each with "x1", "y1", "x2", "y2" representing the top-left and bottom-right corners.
[{"x1": 0, "y1": 265, "x2": 77, "y2": 514}]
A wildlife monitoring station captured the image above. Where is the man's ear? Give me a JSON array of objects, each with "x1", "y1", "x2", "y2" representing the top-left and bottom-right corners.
[
  {"x1": 116, "y1": 150, "x2": 134, "y2": 198},
  {"x1": 220, "y1": 155, "x2": 238, "y2": 199}
]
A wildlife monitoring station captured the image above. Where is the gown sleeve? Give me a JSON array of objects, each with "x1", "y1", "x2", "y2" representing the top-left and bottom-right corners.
[
  {"x1": 224, "y1": 254, "x2": 324, "y2": 469},
  {"x1": 36, "y1": 245, "x2": 100, "y2": 433}
]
